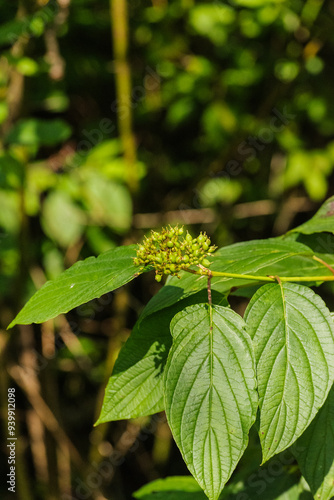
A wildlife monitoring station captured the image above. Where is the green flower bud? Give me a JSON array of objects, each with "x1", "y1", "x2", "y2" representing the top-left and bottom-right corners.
[
  {"x1": 171, "y1": 253, "x2": 178, "y2": 263},
  {"x1": 202, "y1": 258, "x2": 211, "y2": 267},
  {"x1": 155, "y1": 274, "x2": 162, "y2": 282}
]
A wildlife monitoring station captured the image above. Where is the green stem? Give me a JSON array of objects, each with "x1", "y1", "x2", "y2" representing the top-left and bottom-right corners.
[
  {"x1": 185, "y1": 268, "x2": 334, "y2": 283},
  {"x1": 110, "y1": 0, "x2": 138, "y2": 193}
]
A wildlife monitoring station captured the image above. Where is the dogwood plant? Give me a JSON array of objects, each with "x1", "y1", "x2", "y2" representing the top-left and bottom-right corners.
[{"x1": 9, "y1": 196, "x2": 334, "y2": 500}]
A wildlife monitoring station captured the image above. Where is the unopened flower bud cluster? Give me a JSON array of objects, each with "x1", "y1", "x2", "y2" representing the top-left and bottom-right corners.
[{"x1": 133, "y1": 225, "x2": 217, "y2": 281}]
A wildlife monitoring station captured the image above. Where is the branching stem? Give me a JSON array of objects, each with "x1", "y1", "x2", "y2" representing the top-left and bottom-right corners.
[{"x1": 184, "y1": 267, "x2": 334, "y2": 283}]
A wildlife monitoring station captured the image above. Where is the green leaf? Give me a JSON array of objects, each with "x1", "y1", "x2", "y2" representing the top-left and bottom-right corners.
[
  {"x1": 294, "y1": 384, "x2": 334, "y2": 500},
  {"x1": 82, "y1": 175, "x2": 132, "y2": 233},
  {"x1": 140, "y1": 238, "x2": 314, "y2": 320},
  {"x1": 292, "y1": 196, "x2": 334, "y2": 235},
  {"x1": 222, "y1": 465, "x2": 312, "y2": 500},
  {"x1": 231, "y1": 0, "x2": 285, "y2": 7},
  {"x1": 96, "y1": 291, "x2": 227, "y2": 423},
  {"x1": 0, "y1": 153, "x2": 24, "y2": 189},
  {"x1": 0, "y1": 6, "x2": 57, "y2": 47},
  {"x1": 6, "y1": 118, "x2": 72, "y2": 147},
  {"x1": 164, "y1": 304, "x2": 257, "y2": 500},
  {"x1": 244, "y1": 283, "x2": 334, "y2": 462},
  {"x1": 0, "y1": 17, "x2": 34, "y2": 46},
  {"x1": 8, "y1": 245, "x2": 141, "y2": 328},
  {"x1": 133, "y1": 476, "x2": 206, "y2": 500},
  {"x1": 42, "y1": 191, "x2": 86, "y2": 248},
  {"x1": 96, "y1": 306, "x2": 173, "y2": 423}
]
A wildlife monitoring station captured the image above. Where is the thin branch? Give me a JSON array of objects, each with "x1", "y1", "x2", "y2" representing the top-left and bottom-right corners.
[
  {"x1": 184, "y1": 266, "x2": 334, "y2": 284},
  {"x1": 110, "y1": 0, "x2": 138, "y2": 192},
  {"x1": 312, "y1": 255, "x2": 334, "y2": 275}
]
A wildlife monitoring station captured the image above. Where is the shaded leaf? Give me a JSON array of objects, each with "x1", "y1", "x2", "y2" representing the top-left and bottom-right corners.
[
  {"x1": 294, "y1": 384, "x2": 334, "y2": 500},
  {"x1": 133, "y1": 476, "x2": 206, "y2": 500},
  {"x1": 6, "y1": 118, "x2": 72, "y2": 147}
]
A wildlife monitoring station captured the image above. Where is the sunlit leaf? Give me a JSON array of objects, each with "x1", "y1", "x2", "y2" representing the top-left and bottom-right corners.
[
  {"x1": 8, "y1": 245, "x2": 142, "y2": 328},
  {"x1": 164, "y1": 304, "x2": 257, "y2": 500},
  {"x1": 244, "y1": 283, "x2": 334, "y2": 462}
]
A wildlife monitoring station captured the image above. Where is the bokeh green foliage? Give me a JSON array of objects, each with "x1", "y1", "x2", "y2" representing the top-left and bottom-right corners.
[
  {"x1": 1, "y1": 0, "x2": 334, "y2": 499},
  {"x1": 1, "y1": 0, "x2": 334, "y2": 292}
]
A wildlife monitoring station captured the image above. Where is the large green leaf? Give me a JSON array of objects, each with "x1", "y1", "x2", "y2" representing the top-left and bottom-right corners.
[
  {"x1": 164, "y1": 304, "x2": 257, "y2": 500},
  {"x1": 244, "y1": 283, "x2": 334, "y2": 462},
  {"x1": 140, "y1": 238, "x2": 316, "y2": 320},
  {"x1": 294, "y1": 384, "x2": 334, "y2": 500},
  {"x1": 292, "y1": 196, "x2": 334, "y2": 235},
  {"x1": 8, "y1": 245, "x2": 142, "y2": 328},
  {"x1": 96, "y1": 291, "x2": 227, "y2": 423}
]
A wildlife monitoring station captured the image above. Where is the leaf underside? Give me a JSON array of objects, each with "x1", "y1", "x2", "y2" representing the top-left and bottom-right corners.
[
  {"x1": 164, "y1": 303, "x2": 257, "y2": 500},
  {"x1": 244, "y1": 282, "x2": 334, "y2": 463}
]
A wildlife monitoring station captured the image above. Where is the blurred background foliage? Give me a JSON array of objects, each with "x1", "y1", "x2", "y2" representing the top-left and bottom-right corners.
[{"x1": 0, "y1": 0, "x2": 333, "y2": 499}]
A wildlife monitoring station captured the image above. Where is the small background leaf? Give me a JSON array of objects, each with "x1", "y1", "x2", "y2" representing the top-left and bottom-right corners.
[
  {"x1": 5, "y1": 118, "x2": 72, "y2": 147},
  {"x1": 41, "y1": 191, "x2": 86, "y2": 247}
]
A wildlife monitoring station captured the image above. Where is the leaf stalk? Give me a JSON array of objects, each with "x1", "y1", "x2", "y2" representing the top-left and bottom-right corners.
[{"x1": 184, "y1": 268, "x2": 334, "y2": 283}]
